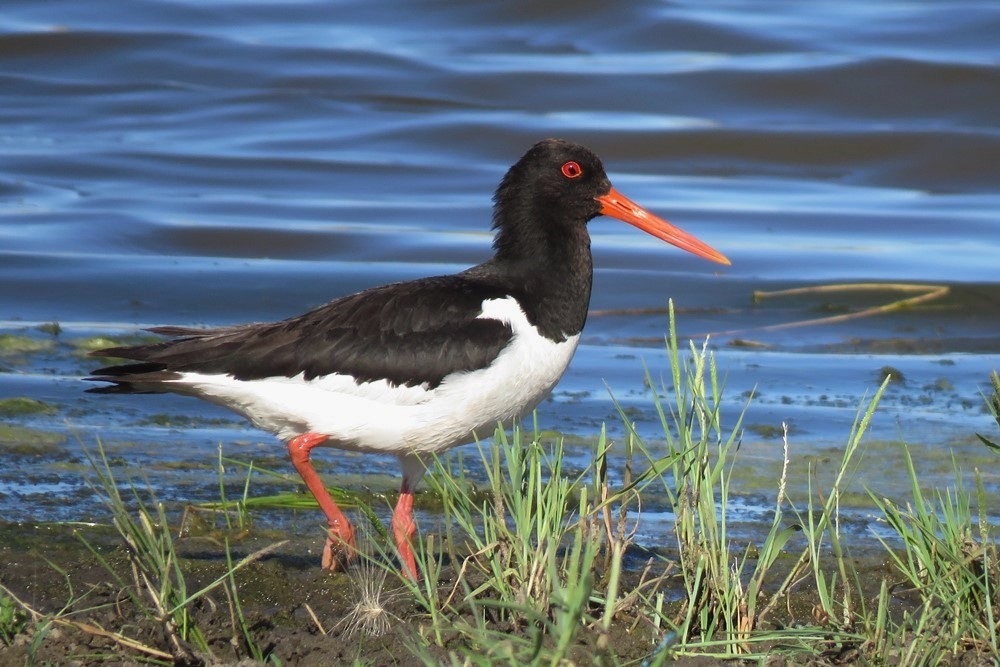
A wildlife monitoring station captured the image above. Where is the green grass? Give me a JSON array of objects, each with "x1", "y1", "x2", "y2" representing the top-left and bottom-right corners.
[
  {"x1": 0, "y1": 587, "x2": 29, "y2": 645},
  {"x1": 2, "y1": 307, "x2": 997, "y2": 664},
  {"x1": 77, "y1": 441, "x2": 287, "y2": 665},
  {"x1": 977, "y1": 369, "x2": 1000, "y2": 452},
  {"x1": 868, "y1": 448, "x2": 999, "y2": 663},
  {"x1": 392, "y1": 425, "x2": 636, "y2": 664},
  {"x1": 373, "y1": 302, "x2": 999, "y2": 663}
]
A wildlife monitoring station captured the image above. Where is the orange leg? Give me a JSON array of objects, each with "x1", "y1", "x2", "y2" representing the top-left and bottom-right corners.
[
  {"x1": 287, "y1": 432, "x2": 356, "y2": 570},
  {"x1": 392, "y1": 480, "x2": 418, "y2": 580}
]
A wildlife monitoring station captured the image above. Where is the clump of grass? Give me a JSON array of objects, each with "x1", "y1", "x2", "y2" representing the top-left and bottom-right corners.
[
  {"x1": 761, "y1": 377, "x2": 889, "y2": 655},
  {"x1": 617, "y1": 305, "x2": 870, "y2": 659},
  {"x1": 632, "y1": 310, "x2": 997, "y2": 663},
  {"x1": 433, "y1": 426, "x2": 596, "y2": 613},
  {"x1": 78, "y1": 441, "x2": 286, "y2": 665},
  {"x1": 629, "y1": 330, "x2": 762, "y2": 652},
  {"x1": 868, "y1": 447, "x2": 999, "y2": 663},
  {"x1": 977, "y1": 369, "x2": 1000, "y2": 452},
  {"x1": 0, "y1": 587, "x2": 29, "y2": 645},
  {"x1": 80, "y1": 443, "x2": 213, "y2": 662},
  {"x1": 399, "y1": 425, "x2": 639, "y2": 664}
]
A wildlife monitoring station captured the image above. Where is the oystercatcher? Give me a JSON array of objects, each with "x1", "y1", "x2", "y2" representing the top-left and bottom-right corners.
[{"x1": 87, "y1": 139, "x2": 729, "y2": 579}]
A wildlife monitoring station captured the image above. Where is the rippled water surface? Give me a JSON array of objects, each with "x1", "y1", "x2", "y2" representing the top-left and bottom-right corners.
[{"x1": 2, "y1": 0, "x2": 998, "y2": 527}]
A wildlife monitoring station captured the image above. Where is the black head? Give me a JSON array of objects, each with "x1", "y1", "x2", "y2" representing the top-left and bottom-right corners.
[
  {"x1": 490, "y1": 138, "x2": 731, "y2": 266},
  {"x1": 491, "y1": 139, "x2": 612, "y2": 260},
  {"x1": 493, "y1": 139, "x2": 612, "y2": 224}
]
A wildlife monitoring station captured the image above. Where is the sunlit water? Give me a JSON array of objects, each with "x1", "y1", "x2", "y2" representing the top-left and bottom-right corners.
[{"x1": 2, "y1": 1, "x2": 998, "y2": 538}]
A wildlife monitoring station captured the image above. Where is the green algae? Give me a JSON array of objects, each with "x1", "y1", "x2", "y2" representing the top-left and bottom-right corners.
[
  {"x1": 47, "y1": 460, "x2": 91, "y2": 474},
  {"x1": 747, "y1": 423, "x2": 786, "y2": 439},
  {"x1": 0, "y1": 397, "x2": 58, "y2": 417},
  {"x1": 729, "y1": 435, "x2": 1000, "y2": 509},
  {"x1": 535, "y1": 429, "x2": 599, "y2": 448},
  {"x1": 0, "y1": 425, "x2": 66, "y2": 454},
  {"x1": 137, "y1": 413, "x2": 241, "y2": 428},
  {"x1": 877, "y1": 365, "x2": 906, "y2": 384},
  {"x1": 0, "y1": 334, "x2": 55, "y2": 356},
  {"x1": 69, "y1": 334, "x2": 162, "y2": 357},
  {"x1": 153, "y1": 459, "x2": 212, "y2": 471},
  {"x1": 923, "y1": 377, "x2": 954, "y2": 392}
]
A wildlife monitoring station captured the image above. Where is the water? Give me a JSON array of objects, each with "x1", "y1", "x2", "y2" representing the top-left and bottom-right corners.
[{"x1": 2, "y1": 0, "x2": 998, "y2": 529}]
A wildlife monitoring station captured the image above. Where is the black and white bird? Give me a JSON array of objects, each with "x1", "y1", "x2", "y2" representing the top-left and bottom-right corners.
[{"x1": 87, "y1": 139, "x2": 730, "y2": 578}]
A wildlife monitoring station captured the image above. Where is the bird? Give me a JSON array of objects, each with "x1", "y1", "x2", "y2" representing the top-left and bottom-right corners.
[{"x1": 86, "y1": 138, "x2": 730, "y2": 579}]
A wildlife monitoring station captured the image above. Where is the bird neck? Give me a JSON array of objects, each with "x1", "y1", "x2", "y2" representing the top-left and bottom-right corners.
[
  {"x1": 492, "y1": 198, "x2": 590, "y2": 257},
  {"x1": 481, "y1": 218, "x2": 594, "y2": 340}
]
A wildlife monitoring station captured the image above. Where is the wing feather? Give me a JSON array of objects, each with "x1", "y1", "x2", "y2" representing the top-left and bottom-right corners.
[{"x1": 87, "y1": 275, "x2": 516, "y2": 392}]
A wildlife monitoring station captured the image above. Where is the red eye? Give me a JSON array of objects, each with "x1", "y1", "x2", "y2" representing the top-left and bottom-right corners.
[{"x1": 561, "y1": 161, "x2": 583, "y2": 179}]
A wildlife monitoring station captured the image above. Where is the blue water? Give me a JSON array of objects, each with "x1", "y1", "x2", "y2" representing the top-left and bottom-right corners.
[{"x1": 1, "y1": 0, "x2": 998, "y2": 525}]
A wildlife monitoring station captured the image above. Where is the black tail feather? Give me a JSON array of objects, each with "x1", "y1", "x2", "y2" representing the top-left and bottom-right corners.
[
  {"x1": 146, "y1": 325, "x2": 215, "y2": 338},
  {"x1": 88, "y1": 362, "x2": 168, "y2": 377},
  {"x1": 84, "y1": 381, "x2": 166, "y2": 395}
]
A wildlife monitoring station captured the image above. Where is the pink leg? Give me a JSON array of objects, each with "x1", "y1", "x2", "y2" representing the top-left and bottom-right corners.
[
  {"x1": 287, "y1": 432, "x2": 356, "y2": 570},
  {"x1": 392, "y1": 480, "x2": 418, "y2": 580}
]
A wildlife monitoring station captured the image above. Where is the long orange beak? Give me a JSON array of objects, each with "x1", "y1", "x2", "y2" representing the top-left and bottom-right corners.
[{"x1": 596, "y1": 187, "x2": 731, "y2": 265}]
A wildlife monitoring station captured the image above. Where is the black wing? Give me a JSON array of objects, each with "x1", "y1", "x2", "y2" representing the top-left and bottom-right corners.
[{"x1": 87, "y1": 274, "x2": 516, "y2": 392}]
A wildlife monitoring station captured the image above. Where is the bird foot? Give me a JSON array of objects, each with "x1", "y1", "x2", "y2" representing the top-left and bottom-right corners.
[{"x1": 320, "y1": 521, "x2": 357, "y2": 571}]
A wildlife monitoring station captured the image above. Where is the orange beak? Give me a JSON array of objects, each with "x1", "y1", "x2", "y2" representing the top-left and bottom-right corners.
[{"x1": 596, "y1": 187, "x2": 731, "y2": 265}]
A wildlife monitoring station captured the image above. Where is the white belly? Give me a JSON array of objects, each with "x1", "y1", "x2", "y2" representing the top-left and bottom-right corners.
[{"x1": 167, "y1": 296, "x2": 580, "y2": 454}]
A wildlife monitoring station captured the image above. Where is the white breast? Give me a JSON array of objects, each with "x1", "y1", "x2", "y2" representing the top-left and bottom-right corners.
[{"x1": 168, "y1": 296, "x2": 580, "y2": 455}]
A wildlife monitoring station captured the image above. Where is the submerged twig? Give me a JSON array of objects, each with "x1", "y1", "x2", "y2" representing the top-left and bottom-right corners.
[
  {"x1": 726, "y1": 282, "x2": 950, "y2": 335},
  {"x1": 594, "y1": 283, "x2": 951, "y2": 341}
]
